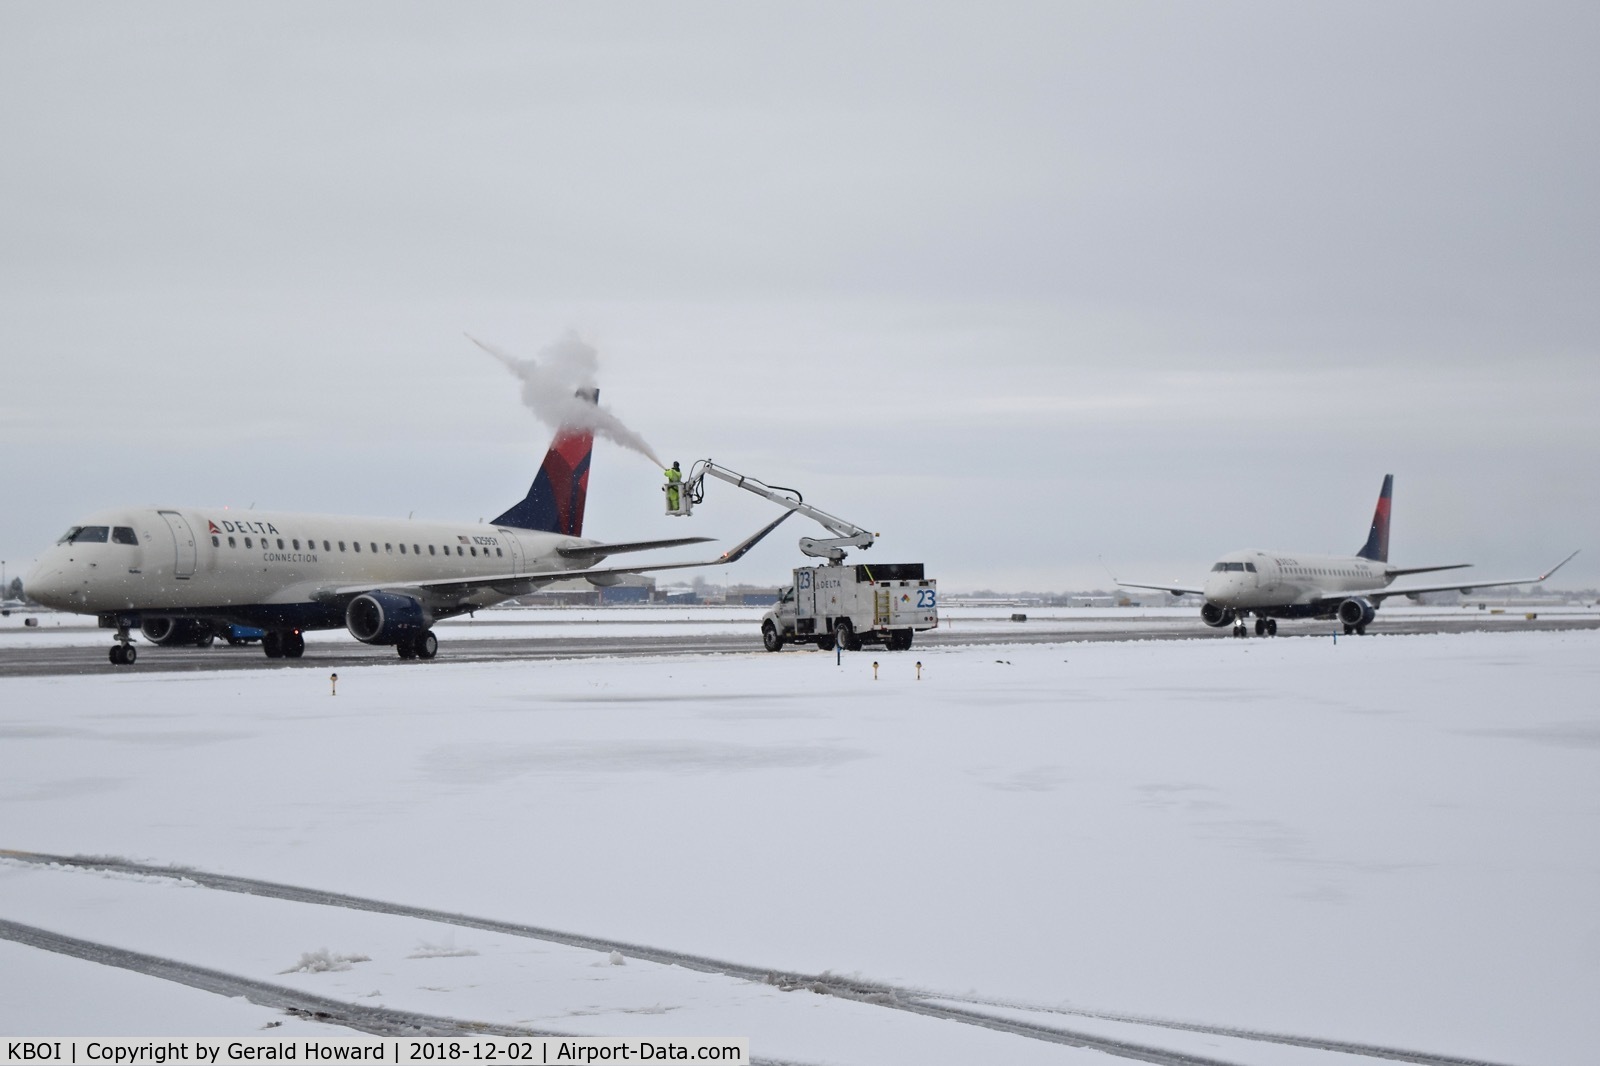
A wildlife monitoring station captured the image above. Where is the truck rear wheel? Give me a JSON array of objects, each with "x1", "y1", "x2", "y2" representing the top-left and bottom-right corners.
[
  {"x1": 761, "y1": 622, "x2": 783, "y2": 652},
  {"x1": 888, "y1": 629, "x2": 914, "y2": 651}
]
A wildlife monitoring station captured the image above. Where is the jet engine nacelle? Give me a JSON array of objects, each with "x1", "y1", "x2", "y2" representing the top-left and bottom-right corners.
[
  {"x1": 1200, "y1": 602, "x2": 1237, "y2": 628},
  {"x1": 1337, "y1": 596, "x2": 1376, "y2": 629},
  {"x1": 345, "y1": 592, "x2": 430, "y2": 645},
  {"x1": 140, "y1": 617, "x2": 213, "y2": 646}
]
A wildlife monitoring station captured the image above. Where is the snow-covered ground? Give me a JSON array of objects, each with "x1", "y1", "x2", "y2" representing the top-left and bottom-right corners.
[{"x1": 2, "y1": 627, "x2": 1597, "y2": 1064}]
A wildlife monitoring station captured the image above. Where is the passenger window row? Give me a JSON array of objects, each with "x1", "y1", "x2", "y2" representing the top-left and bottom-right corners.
[{"x1": 206, "y1": 534, "x2": 505, "y2": 559}]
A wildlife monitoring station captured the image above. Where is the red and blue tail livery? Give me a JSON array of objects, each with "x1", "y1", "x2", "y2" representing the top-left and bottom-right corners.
[
  {"x1": 1356, "y1": 474, "x2": 1393, "y2": 562},
  {"x1": 492, "y1": 390, "x2": 596, "y2": 536}
]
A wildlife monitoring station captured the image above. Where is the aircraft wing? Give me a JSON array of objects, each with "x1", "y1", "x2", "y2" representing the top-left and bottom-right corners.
[
  {"x1": 556, "y1": 536, "x2": 712, "y2": 559},
  {"x1": 324, "y1": 511, "x2": 794, "y2": 601},
  {"x1": 1115, "y1": 579, "x2": 1207, "y2": 597},
  {"x1": 1384, "y1": 563, "x2": 1471, "y2": 578},
  {"x1": 1321, "y1": 550, "x2": 1580, "y2": 605}
]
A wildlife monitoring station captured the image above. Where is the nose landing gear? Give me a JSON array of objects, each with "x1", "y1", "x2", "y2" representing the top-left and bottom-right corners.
[
  {"x1": 109, "y1": 625, "x2": 136, "y2": 665},
  {"x1": 1232, "y1": 617, "x2": 1279, "y2": 638}
]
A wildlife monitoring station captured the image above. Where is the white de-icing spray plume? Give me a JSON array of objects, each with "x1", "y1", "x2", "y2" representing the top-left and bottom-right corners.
[{"x1": 468, "y1": 332, "x2": 665, "y2": 468}]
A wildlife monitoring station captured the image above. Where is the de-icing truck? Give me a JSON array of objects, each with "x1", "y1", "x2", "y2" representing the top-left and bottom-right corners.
[
  {"x1": 762, "y1": 562, "x2": 936, "y2": 652},
  {"x1": 666, "y1": 460, "x2": 938, "y2": 652}
]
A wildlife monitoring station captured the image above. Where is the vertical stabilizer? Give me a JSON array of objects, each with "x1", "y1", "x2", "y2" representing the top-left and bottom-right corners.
[
  {"x1": 1356, "y1": 474, "x2": 1393, "y2": 562},
  {"x1": 491, "y1": 389, "x2": 597, "y2": 535}
]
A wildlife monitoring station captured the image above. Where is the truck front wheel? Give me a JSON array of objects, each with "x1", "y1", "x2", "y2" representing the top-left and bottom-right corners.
[{"x1": 762, "y1": 622, "x2": 784, "y2": 652}]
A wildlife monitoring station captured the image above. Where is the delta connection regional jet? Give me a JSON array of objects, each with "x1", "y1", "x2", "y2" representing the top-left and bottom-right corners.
[
  {"x1": 25, "y1": 394, "x2": 785, "y2": 665},
  {"x1": 1117, "y1": 475, "x2": 1577, "y2": 637}
]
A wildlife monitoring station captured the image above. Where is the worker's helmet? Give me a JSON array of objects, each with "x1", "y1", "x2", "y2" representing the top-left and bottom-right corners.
[{"x1": 672, "y1": 461, "x2": 680, "y2": 471}]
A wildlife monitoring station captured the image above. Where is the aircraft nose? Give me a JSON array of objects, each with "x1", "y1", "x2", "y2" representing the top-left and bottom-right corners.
[{"x1": 23, "y1": 558, "x2": 68, "y2": 608}]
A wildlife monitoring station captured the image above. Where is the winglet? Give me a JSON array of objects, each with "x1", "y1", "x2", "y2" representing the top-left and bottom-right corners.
[
  {"x1": 718, "y1": 510, "x2": 795, "y2": 564},
  {"x1": 1356, "y1": 474, "x2": 1393, "y2": 562},
  {"x1": 1536, "y1": 549, "x2": 1581, "y2": 582}
]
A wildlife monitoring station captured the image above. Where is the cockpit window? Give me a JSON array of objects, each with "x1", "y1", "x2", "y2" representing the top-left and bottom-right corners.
[
  {"x1": 1244, "y1": 562, "x2": 1257, "y2": 572},
  {"x1": 1210, "y1": 562, "x2": 1227, "y2": 572},
  {"x1": 112, "y1": 526, "x2": 139, "y2": 545},
  {"x1": 60, "y1": 525, "x2": 109, "y2": 543},
  {"x1": 1212, "y1": 561, "x2": 1250, "y2": 572}
]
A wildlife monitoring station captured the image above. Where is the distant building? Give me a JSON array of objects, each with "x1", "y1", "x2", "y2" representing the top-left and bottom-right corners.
[
  {"x1": 724, "y1": 584, "x2": 780, "y2": 606},
  {"x1": 517, "y1": 574, "x2": 657, "y2": 607}
]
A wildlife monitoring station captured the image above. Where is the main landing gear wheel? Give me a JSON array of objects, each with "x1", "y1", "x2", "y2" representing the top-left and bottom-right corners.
[
  {"x1": 761, "y1": 622, "x2": 783, "y2": 652},
  {"x1": 1254, "y1": 618, "x2": 1267, "y2": 637},
  {"x1": 397, "y1": 631, "x2": 437, "y2": 660},
  {"x1": 263, "y1": 632, "x2": 285, "y2": 658},
  {"x1": 284, "y1": 631, "x2": 305, "y2": 658},
  {"x1": 1267, "y1": 618, "x2": 1277, "y2": 636}
]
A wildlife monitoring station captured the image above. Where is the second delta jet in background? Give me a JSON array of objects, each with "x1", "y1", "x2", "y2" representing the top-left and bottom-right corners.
[{"x1": 1118, "y1": 475, "x2": 1577, "y2": 637}]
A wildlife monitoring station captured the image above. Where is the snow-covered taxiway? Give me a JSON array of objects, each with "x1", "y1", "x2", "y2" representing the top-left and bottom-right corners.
[
  {"x1": 2, "y1": 603, "x2": 1596, "y2": 676},
  {"x1": 2, "y1": 617, "x2": 1597, "y2": 1065}
]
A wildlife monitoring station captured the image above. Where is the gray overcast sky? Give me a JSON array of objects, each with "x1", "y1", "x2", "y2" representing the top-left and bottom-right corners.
[{"x1": 2, "y1": 3, "x2": 1596, "y2": 591}]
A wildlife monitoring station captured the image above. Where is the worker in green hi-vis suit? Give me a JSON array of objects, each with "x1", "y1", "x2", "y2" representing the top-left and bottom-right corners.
[{"x1": 664, "y1": 461, "x2": 682, "y2": 512}]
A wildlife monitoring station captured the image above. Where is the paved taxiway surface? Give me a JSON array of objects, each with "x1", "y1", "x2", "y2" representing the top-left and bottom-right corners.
[{"x1": 3, "y1": 613, "x2": 1596, "y2": 677}]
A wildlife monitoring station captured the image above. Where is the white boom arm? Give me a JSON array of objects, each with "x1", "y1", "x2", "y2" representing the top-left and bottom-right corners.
[{"x1": 680, "y1": 461, "x2": 874, "y2": 562}]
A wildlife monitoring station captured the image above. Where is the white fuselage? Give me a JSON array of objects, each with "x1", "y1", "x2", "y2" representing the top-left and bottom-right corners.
[
  {"x1": 1202, "y1": 549, "x2": 1389, "y2": 614},
  {"x1": 24, "y1": 505, "x2": 602, "y2": 626}
]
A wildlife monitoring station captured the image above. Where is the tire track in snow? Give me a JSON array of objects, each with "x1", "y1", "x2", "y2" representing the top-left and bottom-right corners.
[
  {"x1": 907, "y1": 995, "x2": 1515, "y2": 1066},
  {"x1": 2, "y1": 851, "x2": 1511, "y2": 1066},
  {"x1": 0, "y1": 919, "x2": 815, "y2": 1066},
  {"x1": 0, "y1": 917, "x2": 549, "y2": 1037},
  {"x1": 3, "y1": 851, "x2": 1239, "y2": 1066}
]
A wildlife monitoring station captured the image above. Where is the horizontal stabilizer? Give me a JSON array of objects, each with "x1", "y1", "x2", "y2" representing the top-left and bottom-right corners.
[
  {"x1": 557, "y1": 536, "x2": 712, "y2": 558},
  {"x1": 1115, "y1": 579, "x2": 1206, "y2": 597}
]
